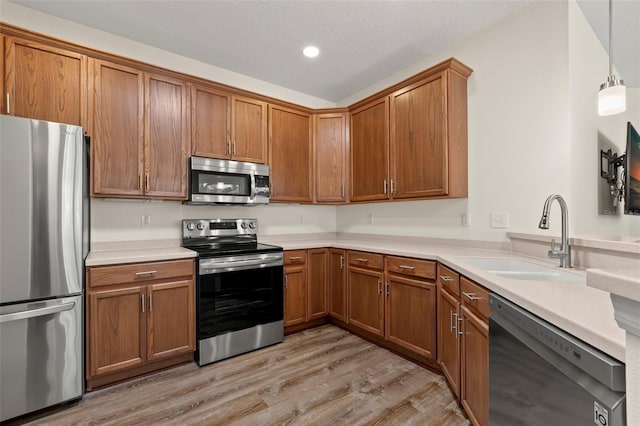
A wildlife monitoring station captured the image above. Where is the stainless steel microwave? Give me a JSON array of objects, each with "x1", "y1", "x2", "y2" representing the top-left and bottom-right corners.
[{"x1": 185, "y1": 157, "x2": 270, "y2": 205}]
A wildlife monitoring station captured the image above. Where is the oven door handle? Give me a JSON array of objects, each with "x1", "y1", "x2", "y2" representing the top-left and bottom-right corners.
[{"x1": 200, "y1": 255, "x2": 283, "y2": 274}]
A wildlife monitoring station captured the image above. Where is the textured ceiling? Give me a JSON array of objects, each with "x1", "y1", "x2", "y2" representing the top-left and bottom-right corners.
[{"x1": 7, "y1": 0, "x2": 638, "y2": 102}]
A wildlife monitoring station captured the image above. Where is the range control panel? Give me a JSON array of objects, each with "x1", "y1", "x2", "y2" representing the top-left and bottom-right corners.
[{"x1": 182, "y1": 218, "x2": 258, "y2": 239}]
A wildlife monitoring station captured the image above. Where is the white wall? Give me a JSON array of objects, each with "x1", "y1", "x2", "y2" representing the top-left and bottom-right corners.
[
  {"x1": 337, "y1": 1, "x2": 574, "y2": 242},
  {"x1": 568, "y1": 0, "x2": 640, "y2": 237}
]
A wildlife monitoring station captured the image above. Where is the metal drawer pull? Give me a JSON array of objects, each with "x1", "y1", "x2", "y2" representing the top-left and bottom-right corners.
[
  {"x1": 289, "y1": 256, "x2": 303, "y2": 261},
  {"x1": 399, "y1": 265, "x2": 415, "y2": 270},
  {"x1": 135, "y1": 270, "x2": 157, "y2": 276},
  {"x1": 355, "y1": 258, "x2": 369, "y2": 263},
  {"x1": 450, "y1": 311, "x2": 457, "y2": 333},
  {"x1": 457, "y1": 316, "x2": 464, "y2": 336},
  {"x1": 141, "y1": 294, "x2": 145, "y2": 313},
  {"x1": 439, "y1": 275, "x2": 453, "y2": 282},
  {"x1": 463, "y1": 292, "x2": 482, "y2": 301}
]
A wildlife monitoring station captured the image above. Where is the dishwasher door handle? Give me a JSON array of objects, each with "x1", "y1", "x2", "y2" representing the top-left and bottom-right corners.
[{"x1": 0, "y1": 302, "x2": 76, "y2": 323}]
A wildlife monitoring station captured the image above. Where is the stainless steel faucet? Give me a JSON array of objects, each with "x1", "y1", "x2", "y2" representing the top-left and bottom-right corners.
[{"x1": 538, "y1": 194, "x2": 572, "y2": 268}]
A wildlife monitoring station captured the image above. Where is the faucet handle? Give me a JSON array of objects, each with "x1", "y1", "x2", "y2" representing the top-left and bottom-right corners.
[{"x1": 550, "y1": 239, "x2": 557, "y2": 252}]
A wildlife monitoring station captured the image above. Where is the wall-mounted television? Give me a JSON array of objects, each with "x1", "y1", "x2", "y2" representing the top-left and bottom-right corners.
[{"x1": 625, "y1": 121, "x2": 640, "y2": 215}]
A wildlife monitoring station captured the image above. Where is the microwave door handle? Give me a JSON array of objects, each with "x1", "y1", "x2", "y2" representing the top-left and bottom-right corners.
[{"x1": 250, "y1": 173, "x2": 256, "y2": 199}]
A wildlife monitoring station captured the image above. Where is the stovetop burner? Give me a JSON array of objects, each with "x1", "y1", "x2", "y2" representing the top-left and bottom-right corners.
[{"x1": 181, "y1": 218, "x2": 282, "y2": 257}]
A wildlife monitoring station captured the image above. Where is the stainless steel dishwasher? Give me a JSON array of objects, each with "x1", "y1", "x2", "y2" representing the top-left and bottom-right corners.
[{"x1": 489, "y1": 294, "x2": 626, "y2": 426}]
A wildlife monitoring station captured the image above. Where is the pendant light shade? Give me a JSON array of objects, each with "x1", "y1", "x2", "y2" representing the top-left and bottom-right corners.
[
  {"x1": 598, "y1": 77, "x2": 626, "y2": 116},
  {"x1": 598, "y1": 0, "x2": 626, "y2": 116}
]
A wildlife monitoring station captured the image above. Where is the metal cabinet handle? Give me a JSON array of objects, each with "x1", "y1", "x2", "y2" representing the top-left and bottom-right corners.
[
  {"x1": 377, "y1": 279, "x2": 382, "y2": 294},
  {"x1": 6, "y1": 93, "x2": 9, "y2": 114},
  {"x1": 340, "y1": 255, "x2": 344, "y2": 269},
  {"x1": 135, "y1": 270, "x2": 157, "y2": 277},
  {"x1": 227, "y1": 140, "x2": 231, "y2": 155},
  {"x1": 383, "y1": 180, "x2": 387, "y2": 194},
  {"x1": 457, "y1": 316, "x2": 464, "y2": 336},
  {"x1": 149, "y1": 293, "x2": 153, "y2": 312},
  {"x1": 355, "y1": 258, "x2": 369, "y2": 263},
  {"x1": 145, "y1": 174, "x2": 150, "y2": 192},
  {"x1": 439, "y1": 275, "x2": 453, "y2": 282},
  {"x1": 342, "y1": 185, "x2": 345, "y2": 199},
  {"x1": 141, "y1": 294, "x2": 145, "y2": 313},
  {"x1": 138, "y1": 175, "x2": 143, "y2": 191},
  {"x1": 450, "y1": 311, "x2": 458, "y2": 333},
  {"x1": 391, "y1": 179, "x2": 395, "y2": 194},
  {"x1": 0, "y1": 302, "x2": 75, "y2": 323},
  {"x1": 399, "y1": 265, "x2": 415, "y2": 271},
  {"x1": 463, "y1": 292, "x2": 482, "y2": 301},
  {"x1": 233, "y1": 141, "x2": 237, "y2": 155},
  {"x1": 385, "y1": 281, "x2": 390, "y2": 296}
]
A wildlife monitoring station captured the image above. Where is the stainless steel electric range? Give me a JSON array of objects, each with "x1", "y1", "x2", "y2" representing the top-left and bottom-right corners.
[{"x1": 181, "y1": 218, "x2": 284, "y2": 366}]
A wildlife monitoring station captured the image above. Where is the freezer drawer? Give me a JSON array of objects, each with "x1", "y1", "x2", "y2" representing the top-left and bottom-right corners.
[{"x1": 0, "y1": 295, "x2": 83, "y2": 422}]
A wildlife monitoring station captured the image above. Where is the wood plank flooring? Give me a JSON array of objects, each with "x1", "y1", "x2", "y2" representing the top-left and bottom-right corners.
[{"x1": 24, "y1": 325, "x2": 470, "y2": 425}]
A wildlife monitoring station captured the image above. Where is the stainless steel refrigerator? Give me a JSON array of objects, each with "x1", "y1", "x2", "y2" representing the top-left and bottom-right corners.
[{"x1": 0, "y1": 115, "x2": 88, "y2": 422}]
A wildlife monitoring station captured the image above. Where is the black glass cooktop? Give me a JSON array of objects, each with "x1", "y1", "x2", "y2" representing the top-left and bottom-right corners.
[{"x1": 185, "y1": 242, "x2": 283, "y2": 258}]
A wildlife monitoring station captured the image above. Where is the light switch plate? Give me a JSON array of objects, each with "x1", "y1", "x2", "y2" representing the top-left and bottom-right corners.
[{"x1": 490, "y1": 212, "x2": 509, "y2": 228}]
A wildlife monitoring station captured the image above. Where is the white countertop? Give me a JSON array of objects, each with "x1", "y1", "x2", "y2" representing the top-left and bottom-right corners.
[
  {"x1": 86, "y1": 235, "x2": 627, "y2": 361},
  {"x1": 586, "y1": 268, "x2": 640, "y2": 303},
  {"x1": 266, "y1": 235, "x2": 626, "y2": 362}
]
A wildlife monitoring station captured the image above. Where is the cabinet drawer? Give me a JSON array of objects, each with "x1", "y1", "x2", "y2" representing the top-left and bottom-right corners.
[
  {"x1": 437, "y1": 264, "x2": 460, "y2": 295},
  {"x1": 347, "y1": 251, "x2": 384, "y2": 270},
  {"x1": 284, "y1": 250, "x2": 307, "y2": 265},
  {"x1": 460, "y1": 276, "x2": 491, "y2": 320},
  {"x1": 88, "y1": 259, "x2": 194, "y2": 288},
  {"x1": 386, "y1": 256, "x2": 436, "y2": 280}
]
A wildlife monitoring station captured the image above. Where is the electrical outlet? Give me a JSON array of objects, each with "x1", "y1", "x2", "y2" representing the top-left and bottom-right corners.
[
  {"x1": 141, "y1": 215, "x2": 151, "y2": 227},
  {"x1": 367, "y1": 213, "x2": 374, "y2": 224},
  {"x1": 490, "y1": 212, "x2": 509, "y2": 228},
  {"x1": 461, "y1": 212, "x2": 470, "y2": 227}
]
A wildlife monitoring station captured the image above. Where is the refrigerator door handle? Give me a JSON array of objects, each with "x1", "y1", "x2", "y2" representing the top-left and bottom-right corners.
[{"x1": 0, "y1": 302, "x2": 75, "y2": 324}]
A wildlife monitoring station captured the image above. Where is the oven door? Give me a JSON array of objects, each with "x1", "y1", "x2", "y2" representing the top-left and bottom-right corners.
[{"x1": 197, "y1": 252, "x2": 283, "y2": 341}]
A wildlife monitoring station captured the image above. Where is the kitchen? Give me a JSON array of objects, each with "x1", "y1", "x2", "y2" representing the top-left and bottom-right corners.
[{"x1": 0, "y1": 0, "x2": 639, "y2": 425}]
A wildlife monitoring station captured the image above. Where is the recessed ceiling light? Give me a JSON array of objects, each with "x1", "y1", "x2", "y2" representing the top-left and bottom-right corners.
[{"x1": 303, "y1": 46, "x2": 319, "y2": 58}]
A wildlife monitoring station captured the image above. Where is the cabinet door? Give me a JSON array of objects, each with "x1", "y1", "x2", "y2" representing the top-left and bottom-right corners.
[
  {"x1": 191, "y1": 84, "x2": 231, "y2": 159},
  {"x1": 385, "y1": 274, "x2": 436, "y2": 359},
  {"x1": 307, "y1": 248, "x2": 328, "y2": 321},
  {"x1": 328, "y1": 249, "x2": 347, "y2": 321},
  {"x1": 438, "y1": 287, "x2": 461, "y2": 398},
  {"x1": 461, "y1": 305, "x2": 489, "y2": 426},
  {"x1": 390, "y1": 74, "x2": 447, "y2": 198},
  {"x1": 88, "y1": 286, "x2": 146, "y2": 377},
  {"x1": 347, "y1": 266, "x2": 384, "y2": 336},
  {"x1": 231, "y1": 95, "x2": 267, "y2": 163},
  {"x1": 350, "y1": 97, "x2": 389, "y2": 201},
  {"x1": 147, "y1": 280, "x2": 195, "y2": 361},
  {"x1": 269, "y1": 105, "x2": 312, "y2": 202},
  {"x1": 145, "y1": 73, "x2": 189, "y2": 199},
  {"x1": 284, "y1": 265, "x2": 306, "y2": 327},
  {"x1": 90, "y1": 59, "x2": 144, "y2": 196},
  {"x1": 5, "y1": 37, "x2": 86, "y2": 127},
  {"x1": 314, "y1": 112, "x2": 348, "y2": 203}
]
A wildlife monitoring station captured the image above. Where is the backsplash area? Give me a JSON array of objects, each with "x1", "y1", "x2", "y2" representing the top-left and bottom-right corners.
[{"x1": 90, "y1": 199, "x2": 336, "y2": 242}]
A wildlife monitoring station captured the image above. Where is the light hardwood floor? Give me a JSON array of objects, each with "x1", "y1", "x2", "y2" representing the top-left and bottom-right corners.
[{"x1": 24, "y1": 325, "x2": 470, "y2": 425}]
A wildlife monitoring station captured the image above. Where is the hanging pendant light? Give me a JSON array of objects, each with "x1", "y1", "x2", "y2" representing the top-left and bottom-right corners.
[{"x1": 598, "y1": 0, "x2": 626, "y2": 116}]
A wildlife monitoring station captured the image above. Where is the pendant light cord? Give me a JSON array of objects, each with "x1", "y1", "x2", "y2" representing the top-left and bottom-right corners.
[{"x1": 609, "y1": 0, "x2": 613, "y2": 77}]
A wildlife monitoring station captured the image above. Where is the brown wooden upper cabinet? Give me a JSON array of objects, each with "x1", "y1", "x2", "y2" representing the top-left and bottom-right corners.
[
  {"x1": 4, "y1": 36, "x2": 87, "y2": 127},
  {"x1": 350, "y1": 59, "x2": 472, "y2": 202},
  {"x1": 313, "y1": 112, "x2": 349, "y2": 203},
  {"x1": 191, "y1": 84, "x2": 267, "y2": 164},
  {"x1": 268, "y1": 104, "x2": 312, "y2": 202},
  {"x1": 90, "y1": 59, "x2": 188, "y2": 200},
  {"x1": 350, "y1": 97, "x2": 389, "y2": 202}
]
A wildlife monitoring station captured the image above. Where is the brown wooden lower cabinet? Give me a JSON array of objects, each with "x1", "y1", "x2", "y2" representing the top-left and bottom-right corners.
[
  {"x1": 347, "y1": 265, "x2": 384, "y2": 336},
  {"x1": 328, "y1": 248, "x2": 347, "y2": 321},
  {"x1": 436, "y1": 264, "x2": 490, "y2": 426},
  {"x1": 283, "y1": 249, "x2": 329, "y2": 333},
  {"x1": 86, "y1": 259, "x2": 195, "y2": 390}
]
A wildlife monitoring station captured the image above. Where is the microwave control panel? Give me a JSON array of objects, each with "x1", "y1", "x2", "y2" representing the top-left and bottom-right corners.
[{"x1": 255, "y1": 175, "x2": 270, "y2": 197}]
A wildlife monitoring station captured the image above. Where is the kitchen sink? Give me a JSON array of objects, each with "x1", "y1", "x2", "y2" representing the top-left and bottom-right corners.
[{"x1": 461, "y1": 258, "x2": 584, "y2": 282}]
